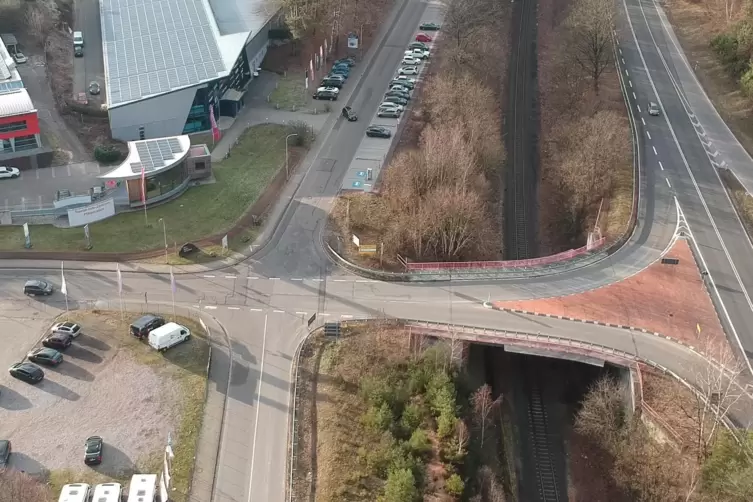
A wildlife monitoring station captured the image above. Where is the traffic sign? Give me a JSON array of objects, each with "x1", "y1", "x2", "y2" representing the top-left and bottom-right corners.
[
  {"x1": 324, "y1": 322, "x2": 341, "y2": 339},
  {"x1": 359, "y1": 244, "x2": 377, "y2": 254}
]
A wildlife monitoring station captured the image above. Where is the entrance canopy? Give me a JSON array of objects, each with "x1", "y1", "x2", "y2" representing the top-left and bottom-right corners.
[{"x1": 100, "y1": 136, "x2": 191, "y2": 181}]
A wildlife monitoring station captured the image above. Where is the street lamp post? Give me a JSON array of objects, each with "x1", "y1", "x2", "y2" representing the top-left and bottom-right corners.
[
  {"x1": 158, "y1": 217, "x2": 168, "y2": 263},
  {"x1": 285, "y1": 133, "x2": 298, "y2": 180}
]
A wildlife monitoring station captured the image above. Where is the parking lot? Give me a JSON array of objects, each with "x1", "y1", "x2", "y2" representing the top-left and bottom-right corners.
[
  {"x1": 0, "y1": 162, "x2": 105, "y2": 211},
  {"x1": 0, "y1": 310, "x2": 208, "y2": 486}
]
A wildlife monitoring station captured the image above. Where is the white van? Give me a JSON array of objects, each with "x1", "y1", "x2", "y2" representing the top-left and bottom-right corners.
[
  {"x1": 92, "y1": 483, "x2": 122, "y2": 502},
  {"x1": 148, "y1": 322, "x2": 190, "y2": 351},
  {"x1": 58, "y1": 483, "x2": 90, "y2": 502},
  {"x1": 73, "y1": 31, "x2": 84, "y2": 47},
  {"x1": 127, "y1": 474, "x2": 157, "y2": 502}
]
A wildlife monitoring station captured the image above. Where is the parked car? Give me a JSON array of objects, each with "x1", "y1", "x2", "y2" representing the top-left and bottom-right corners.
[
  {"x1": 334, "y1": 57, "x2": 355, "y2": 67},
  {"x1": 320, "y1": 77, "x2": 344, "y2": 88},
  {"x1": 313, "y1": 87, "x2": 339, "y2": 100},
  {"x1": 148, "y1": 322, "x2": 191, "y2": 352},
  {"x1": 23, "y1": 279, "x2": 53, "y2": 296},
  {"x1": 130, "y1": 314, "x2": 165, "y2": 339},
  {"x1": 330, "y1": 67, "x2": 349, "y2": 78},
  {"x1": 84, "y1": 436, "x2": 104, "y2": 465},
  {"x1": 383, "y1": 95, "x2": 408, "y2": 106},
  {"x1": 648, "y1": 102, "x2": 661, "y2": 116},
  {"x1": 388, "y1": 85, "x2": 412, "y2": 94},
  {"x1": 52, "y1": 321, "x2": 82, "y2": 338},
  {"x1": 419, "y1": 22, "x2": 441, "y2": 31},
  {"x1": 398, "y1": 66, "x2": 419, "y2": 76},
  {"x1": 12, "y1": 51, "x2": 27, "y2": 64},
  {"x1": 405, "y1": 49, "x2": 429, "y2": 60},
  {"x1": 415, "y1": 33, "x2": 433, "y2": 42},
  {"x1": 391, "y1": 76, "x2": 416, "y2": 88},
  {"x1": 9, "y1": 362, "x2": 44, "y2": 384},
  {"x1": 386, "y1": 90, "x2": 411, "y2": 101},
  {"x1": 401, "y1": 56, "x2": 421, "y2": 66},
  {"x1": 27, "y1": 347, "x2": 63, "y2": 366},
  {"x1": 0, "y1": 166, "x2": 20, "y2": 179},
  {"x1": 366, "y1": 125, "x2": 392, "y2": 138},
  {"x1": 379, "y1": 102, "x2": 404, "y2": 112},
  {"x1": 89, "y1": 82, "x2": 101, "y2": 95},
  {"x1": 324, "y1": 74, "x2": 346, "y2": 83},
  {"x1": 408, "y1": 42, "x2": 429, "y2": 51},
  {"x1": 342, "y1": 106, "x2": 358, "y2": 121},
  {"x1": 74, "y1": 45, "x2": 84, "y2": 57},
  {"x1": 42, "y1": 333, "x2": 73, "y2": 351},
  {"x1": 0, "y1": 440, "x2": 10, "y2": 468},
  {"x1": 377, "y1": 108, "x2": 402, "y2": 118},
  {"x1": 73, "y1": 31, "x2": 84, "y2": 47}
]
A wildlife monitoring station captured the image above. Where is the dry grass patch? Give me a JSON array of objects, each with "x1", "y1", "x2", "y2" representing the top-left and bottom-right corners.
[{"x1": 719, "y1": 168, "x2": 753, "y2": 238}]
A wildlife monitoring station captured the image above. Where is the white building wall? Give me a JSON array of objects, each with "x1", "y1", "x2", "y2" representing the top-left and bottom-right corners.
[{"x1": 108, "y1": 85, "x2": 202, "y2": 142}]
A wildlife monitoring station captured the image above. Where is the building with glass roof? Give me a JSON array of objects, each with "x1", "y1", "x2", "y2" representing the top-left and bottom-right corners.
[{"x1": 100, "y1": 0, "x2": 279, "y2": 141}]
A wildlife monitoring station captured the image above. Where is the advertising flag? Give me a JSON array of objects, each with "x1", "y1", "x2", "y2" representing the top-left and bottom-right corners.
[
  {"x1": 209, "y1": 104, "x2": 221, "y2": 142},
  {"x1": 140, "y1": 165, "x2": 146, "y2": 204},
  {"x1": 320, "y1": 45, "x2": 323, "y2": 61},
  {"x1": 221, "y1": 234, "x2": 228, "y2": 251},
  {"x1": 116, "y1": 263, "x2": 123, "y2": 294},
  {"x1": 304, "y1": 77, "x2": 309, "y2": 90},
  {"x1": 23, "y1": 222, "x2": 31, "y2": 248},
  {"x1": 170, "y1": 267, "x2": 177, "y2": 294},
  {"x1": 61, "y1": 262, "x2": 67, "y2": 296},
  {"x1": 310, "y1": 59, "x2": 314, "y2": 78},
  {"x1": 324, "y1": 38, "x2": 328, "y2": 55}
]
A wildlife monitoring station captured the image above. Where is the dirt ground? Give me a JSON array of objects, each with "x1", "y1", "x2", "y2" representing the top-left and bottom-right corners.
[
  {"x1": 0, "y1": 311, "x2": 208, "y2": 500},
  {"x1": 566, "y1": 430, "x2": 630, "y2": 502},
  {"x1": 494, "y1": 239, "x2": 726, "y2": 349}
]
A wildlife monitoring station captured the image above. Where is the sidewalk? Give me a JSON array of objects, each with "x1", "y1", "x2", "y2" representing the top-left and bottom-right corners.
[{"x1": 188, "y1": 317, "x2": 232, "y2": 502}]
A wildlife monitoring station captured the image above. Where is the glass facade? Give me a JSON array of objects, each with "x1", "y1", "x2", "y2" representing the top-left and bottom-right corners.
[
  {"x1": 0, "y1": 120, "x2": 26, "y2": 133},
  {"x1": 144, "y1": 161, "x2": 188, "y2": 199},
  {"x1": 14, "y1": 134, "x2": 38, "y2": 150},
  {"x1": 182, "y1": 83, "x2": 221, "y2": 134}
]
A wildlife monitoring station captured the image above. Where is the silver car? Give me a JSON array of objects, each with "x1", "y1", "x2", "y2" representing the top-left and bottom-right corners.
[{"x1": 648, "y1": 102, "x2": 660, "y2": 116}]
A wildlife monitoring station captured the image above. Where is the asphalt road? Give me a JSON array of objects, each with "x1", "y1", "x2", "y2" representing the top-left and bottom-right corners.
[
  {"x1": 73, "y1": 0, "x2": 105, "y2": 100},
  {"x1": 2, "y1": 0, "x2": 753, "y2": 500}
]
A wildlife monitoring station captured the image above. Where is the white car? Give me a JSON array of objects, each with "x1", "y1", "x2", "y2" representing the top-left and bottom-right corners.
[
  {"x1": 12, "y1": 52, "x2": 27, "y2": 64},
  {"x1": 51, "y1": 321, "x2": 82, "y2": 338},
  {"x1": 405, "y1": 49, "x2": 429, "y2": 59},
  {"x1": 389, "y1": 85, "x2": 412, "y2": 93},
  {"x1": 0, "y1": 166, "x2": 20, "y2": 179},
  {"x1": 401, "y1": 57, "x2": 421, "y2": 66},
  {"x1": 398, "y1": 66, "x2": 419, "y2": 76},
  {"x1": 379, "y1": 102, "x2": 404, "y2": 112},
  {"x1": 394, "y1": 75, "x2": 417, "y2": 85}
]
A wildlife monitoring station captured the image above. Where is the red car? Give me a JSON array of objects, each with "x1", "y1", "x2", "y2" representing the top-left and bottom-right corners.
[{"x1": 415, "y1": 33, "x2": 433, "y2": 43}]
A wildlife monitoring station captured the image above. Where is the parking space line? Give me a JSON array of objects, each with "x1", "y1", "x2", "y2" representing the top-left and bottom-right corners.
[
  {"x1": 35, "y1": 169, "x2": 39, "y2": 179},
  {"x1": 66, "y1": 165, "x2": 72, "y2": 176},
  {"x1": 250, "y1": 308, "x2": 263, "y2": 312},
  {"x1": 37, "y1": 195, "x2": 42, "y2": 208},
  {"x1": 203, "y1": 275, "x2": 215, "y2": 278},
  {"x1": 224, "y1": 275, "x2": 237, "y2": 279},
  {"x1": 204, "y1": 306, "x2": 218, "y2": 310},
  {"x1": 51, "y1": 167, "x2": 56, "y2": 178},
  {"x1": 228, "y1": 307, "x2": 240, "y2": 310}
]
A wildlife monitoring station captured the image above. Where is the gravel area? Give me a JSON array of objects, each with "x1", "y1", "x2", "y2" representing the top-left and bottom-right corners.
[{"x1": 0, "y1": 312, "x2": 187, "y2": 479}]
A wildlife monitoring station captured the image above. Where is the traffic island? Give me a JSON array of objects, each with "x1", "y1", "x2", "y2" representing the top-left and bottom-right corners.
[{"x1": 6, "y1": 310, "x2": 209, "y2": 502}]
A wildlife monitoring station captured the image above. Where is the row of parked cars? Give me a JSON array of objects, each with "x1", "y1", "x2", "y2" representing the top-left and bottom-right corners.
[
  {"x1": 312, "y1": 56, "x2": 357, "y2": 101},
  {"x1": 8, "y1": 321, "x2": 83, "y2": 384}
]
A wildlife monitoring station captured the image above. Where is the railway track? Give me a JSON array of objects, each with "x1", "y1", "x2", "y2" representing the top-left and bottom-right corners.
[
  {"x1": 525, "y1": 367, "x2": 563, "y2": 502},
  {"x1": 505, "y1": 0, "x2": 538, "y2": 259}
]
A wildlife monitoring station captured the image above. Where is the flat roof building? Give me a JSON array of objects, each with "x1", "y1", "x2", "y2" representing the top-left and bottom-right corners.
[
  {"x1": 0, "y1": 35, "x2": 42, "y2": 159},
  {"x1": 101, "y1": 0, "x2": 280, "y2": 141}
]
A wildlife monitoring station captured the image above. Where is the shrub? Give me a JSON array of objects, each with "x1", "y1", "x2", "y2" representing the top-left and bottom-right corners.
[
  {"x1": 364, "y1": 432, "x2": 396, "y2": 477},
  {"x1": 360, "y1": 375, "x2": 392, "y2": 407},
  {"x1": 400, "y1": 402, "x2": 423, "y2": 432},
  {"x1": 407, "y1": 428, "x2": 432, "y2": 457},
  {"x1": 445, "y1": 473, "x2": 465, "y2": 497},
  {"x1": 287, "y1": 120, "x2": 314, "y2": 147},
  {"x1": 380, "y1": 468, "x2": 418, "y2": 502},
  {"x1": 741, "y1": 67, "x2": 753, "y2": 96},
  {"x1": 94, "y1": 144, "x2": 121, "y2": 164},
  {"x1": 710, "y1": 32, "x2": 749, "y2": 77},
  {"x1": 364, "y1": 401, "x2": 393, "y2": 432},
  {"x1": 437, "y1": 410, "x2": 457, "y2": 439}
]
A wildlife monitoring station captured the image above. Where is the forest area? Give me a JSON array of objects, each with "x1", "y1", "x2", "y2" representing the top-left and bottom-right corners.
[{"x1": 537, "y1": 0, "x2": 634, "y2": 254}]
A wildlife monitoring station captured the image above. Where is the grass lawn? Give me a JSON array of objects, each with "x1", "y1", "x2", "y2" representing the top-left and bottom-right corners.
[
  {"x1": 268, "y1": 72, "x2": 308, "y2": 111},
  {"x1": 47, "y1": 311, "x2": 209, "y2": 502},
  {"x1": 0, "y1": 124, "x2": 290, "y2": 253},
  {"x1": 189, "y1": 132, "x2": 217, "y2": 153}
]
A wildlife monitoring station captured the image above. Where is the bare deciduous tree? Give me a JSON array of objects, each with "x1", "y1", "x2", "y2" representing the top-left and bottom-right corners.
[
  {"x1": 566, "y1": 0, "x2": 615, "y2": 92},
  {"x1": 455, "y1": 419, "x2": 470, "y2": 457},
  {"x1": 471, "y1": 384, "x2": 502, "y2": 447},
  {"x1": 574, "y1": 376, "x2": 625, "y2": 449},
  {"x1": 441, "y1": 0, "x2": 500, "y2": 49},
  {"x1": 0, "y1": 469, "x2": 53, "y2": 502},
  {"x1": 24, "y1": 0, "x2": 60, "y2": 47},
  {"x1": 477, "y1": 466, "x2": 506, "y2": 502}
]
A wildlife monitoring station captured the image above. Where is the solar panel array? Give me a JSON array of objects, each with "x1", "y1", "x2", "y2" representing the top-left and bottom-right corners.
[
  {"x1": 0, "y1": 80, "x2": 23, "y2": 95},
  {"x1": 130, "y1": 137, "x2": 184, "y2": 173},
  {"x1": 102, "y1": 0, "x2": 226, "y2": 105}
]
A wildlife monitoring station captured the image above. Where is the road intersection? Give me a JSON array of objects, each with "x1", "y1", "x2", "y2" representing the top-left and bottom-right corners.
[{"x1": 3, "y1": 0, "x2": 753, "y2": 500}]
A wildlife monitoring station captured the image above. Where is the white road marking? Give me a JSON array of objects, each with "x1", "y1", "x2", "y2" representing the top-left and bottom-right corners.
[
  {"x1": 622, "y1": 58, "x2": 626, "y2": 64},
  {"x1": 4, "y1": 199, "x2": 7, "y2": 210},
  {"x1": 628, "y1": 80, "x2": 633, "y2": 88},
  {"x1": 341, "y1": 314, "x2": 354, "y2": 319},
  {"x1": 333, "y1": 279, "x2": 348, "y2": 282},
  {"x1": 659, "y1": 161, "x2": 664, "y2": 171},
  {"x1": 35, "y1": 169, "x2": 39, "y2": 179},
  {"x1": 295, "y1": 311, "x2": 307, "y2": 315},
  {"x1": 66, "y1": 165, "x2": 71, "y2": 176},
  {"x1": 637, "y1": 105, "x2": 641, "y2": 112},
  {"x1": 356, "y1": 280, "x2": 374, "y2": 283},
  {"x1": 228, "y1": 306, "x2": 240, "y2": 310},
  {"x1": 632, "y1": 91, "x2": 637, "y2": 99},
  {"x1": 270, "y1": 277, "x2": 280, "y2": 280},
  {"x1": 312, "y1": 278, "x2": 323, "y2": 282},
  {"x1": 20, "y1": 197, "x2": 25, "y2": 210},
  {"x1": 250, "y1": 308, "x2": 262, "y2": 312},
  {"x1": 273, "y1": 309, "x2": 284, "y2": 313},
  {"x1": 291, "y1": 278, "x2": 303, "y2": 281},
  {"x1": 646, "y1": 131, "x2": 651, "y2": 140},
  {"x1": 224, "y1": 275, "x2": 237, "y2": 279},
  {"x1": 641, "y1": 117, "x2": 646, "y2": 125},
  {"x1": 320, "y1": 313, "x2": 331, "y2": 316},
  {"x1": 204, "y1": 306, "x2": 218, "y2": 310},
  {"x1": 51, "y1": 167, "x2": 56, "y2": 178},
  {"x1": 666, "y1": 178, "x2": 671, "y2": 188},
  {"x1": 248, "y1": 277, "x2": 260, "y2": 280},
  {"x1": 619, "y1": 48, "x2": 623, "y2": 55},
  {"x1": 203, "y1": 275, "x2": 215, "y2": 278},
  {"x1": 247, "y1": 314, "x2": 268, "y2": 502},
  {"x1": 652, "y1": 146, "x2": 658, "y2": 155},
  {"x1": 37, "y1": 195, "x2": 42, "y2": 207}
]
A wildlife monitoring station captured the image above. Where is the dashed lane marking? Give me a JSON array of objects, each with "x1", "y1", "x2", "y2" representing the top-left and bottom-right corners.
[
  {"x1": 641, "y1": 117, "x2": 645, "y2": 125},
  {"x1": 646, "y1": 131, "x2": 651, "y2": 140},
  {"x1": 637, "y1": 105, "x2": 641, "y2": 112},
  {"x1": 203, "y1": 275, "x2": 215, "y2": 278},
  {"x1": 250, "y1": 308, "x2": 263, "y2": 312},
  {"x1": 628, "y1": 80, "x2": 633, "y2": 88},
  {"x1": 205, "y1": 306, "x2": 218, "y2": 310},
  {"x1": 652, "y1": 146, "x2": 658, "y2": 155},
  {"x1": 659, "y1": 161, "x2": 664, "y2": 171},
  {"x1": 632, "y1": 91, "x2": 637, "y2": 99},
  {"x1": 273, "y1": 309, "x2": 284, "y2": 313},
  {"x1": 228, "y1": 307, "x2": 240, "y2": 310},
  {"x1": 224, "y1": 275, "x2": 237, "y2": 279},
  {"x1": 291, "y1": 278, "x2": 303, "y2": 281},
  {"x1": 666, "y1": 178, "x2": 672, "y2": 188},
  {"x1": 295, "y1": 311, "x2": 307, "y2": 315},
  {"x1": 341, "y1": 314, "x2": 354, "y2": 319}
]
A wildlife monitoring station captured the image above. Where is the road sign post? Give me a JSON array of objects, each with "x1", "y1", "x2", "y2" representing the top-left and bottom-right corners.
[{"x1": 324, "y1": 322, "x2": 341, "y2": 340}]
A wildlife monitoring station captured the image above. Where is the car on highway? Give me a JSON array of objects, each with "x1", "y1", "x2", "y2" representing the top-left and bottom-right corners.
[
  {"x1": 342, "y1": 106, "x2": 358, "y2": 121},
  {"x1": 366, "y1": 125, "x2": 392, "y2": 138},
  {"x1": 12, "y1": 51, "x2": 27, "y2": 64},
  {"x1": 9, "y1": 362, "x2": 44, "y2": 384},
  {"x1": 23, "y1": 279, "x2": 53, "y2": 296},
  {"x1": 84, "y1": 436, "x2": 104, "y2": 465},
  {"x1": 27, "y1": 347, "x2": 63, "y2": 366},
  {"x1": 42, "y1": 332, "x2": 73, "y2": 351},
  {"x1": 0, "y1": 166, "x2": 20, "y2": 179},
  {"x1": 398, "y1": 66, "x2": 419, "y2": 76},
  {"x1": 386, "y1": 90, "x2": 411, "y2": 101},
  {"x1": 383, "y1": 95, "x2": 409, "y2": 106},
  {"x1": 415, "y1": 33, "x2": 433, "y2": 43},
  {"x1": 334, "y1": 57, "x2": 355, "y2": 67},
  {"x1": 313, "y1": 87, "x2": 340, "y2": 100},
  {"x1": 74, "y1": 45, "x2": 83, "y2": 57},
  {"x1": 377, "y1": 108, "x2": 402, "y2": 118},
  {"x1": 648, "y1": 102, "x2": 661, "y2": 116},
  {"x1": 408, "y1": 41, "x2": 429, "y2": 51},
  {"x1": 52, "y1": 321, "x2": 82, "y2": 338},
  {"x1": 0, "y1": 440, "x2": 10, "y2": 468},
  {"x1": 419, "y1": 22, "x2": 441, "y2": 31}
]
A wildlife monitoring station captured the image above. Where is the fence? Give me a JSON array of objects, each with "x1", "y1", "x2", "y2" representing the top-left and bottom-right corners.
[{"x1": 405, "y1": 238, "x2": 606, "y2": 271}]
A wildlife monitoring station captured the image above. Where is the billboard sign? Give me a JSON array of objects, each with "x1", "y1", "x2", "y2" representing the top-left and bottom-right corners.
[{"x1": 67, "y1": 197, "x2": 115, "y2": 227}]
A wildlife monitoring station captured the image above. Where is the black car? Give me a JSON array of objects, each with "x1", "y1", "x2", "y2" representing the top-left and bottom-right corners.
[
  {"x1": 342, "y1": 106, "x2": 358, "y2": 121},
  {"x1": 42, "y1": 332, "x2": 73, "y2": 351},
  {"x1": 390, "y1": 79, "x2": 415, "y2": 90},
  {"x1": 24, "y1": 279, "x2": 53, "y2": 296},
  {"x1": 84, "y1": 436, "x2": 103, "y2": 465},
  {"x1": 333, "y1": 57, "x2": 355, "y2": 67},
  {"x1": 0, "y1": 440, "x2": 10, "y2": 468},
  {"x1": 27, "y1": 347, "x2": 63, "y2": 366},
  {"x1": 385, "y1": 90, "x2": 411, "y2": 101},
  {"x1": 130, "y1": 314, "x2": 166, "y2": 339},
  {"x1": 74, "y1": 45, "x2": 83, "y2": 57},
  {"x1": 9, "y1": 362, "x2": 44, "y2": 384},
  {"x1": 366, "y1": 125, "x2": 392, "y2": 138},
  {"x1": 419, "y1": 22, "x2": 441, "y2": 31}
]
